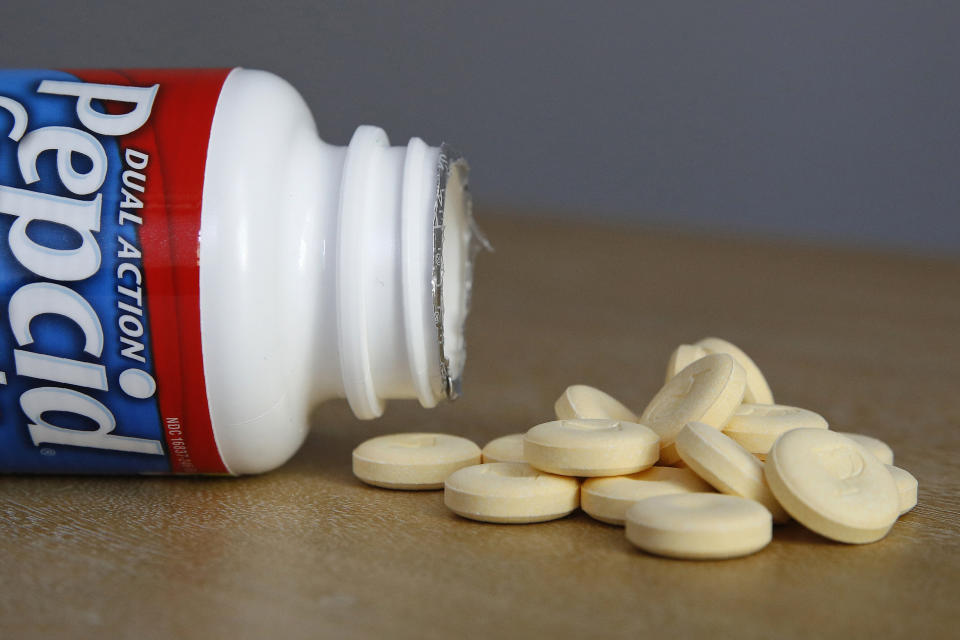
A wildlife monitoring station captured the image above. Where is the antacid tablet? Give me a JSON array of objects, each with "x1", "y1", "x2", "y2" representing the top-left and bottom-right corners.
[
  {"x1": 554, "y1": 385, "x2": 639, "y2": 422},
  {"x1": 840, "y1": 432, "x2": 894, "y2": 465},
  {"x1": 481, "y1": 434, "x2": 526, "y2": 464},
  {"x1": 765, "y1": 429, "x2": 899, "y2": 543},
  {"x1": 625, "y1": 493, "x2": 772, "y2": 559},
  {"x1": 696, "y1": 337, "x2": 773, "y2": 404},
  {"x1": 664, "y1": 344, "x2": 709, "y2": 383},
  {"x1": 523, "y1": 419, "x2": 659, "y2": 477},
  {"x1": 582, "y1": 466, "x2": 714, "y2": 526},
  {"x1": 444, "y1": 462, "x2": 580, "y2": 523},
  {"x1": 640, "y1": 354, "x2": 746, "y2": 465},
  {"x1": 352, "y1": 433, "x2": 481, "y2": 490},
  {"x1": 886, "y1": 465, "x2": 918, "y2": 515},
  {"x1": 723, "y1": 404, "x2": 828, "y2": 455},
  {"x1": 675, "y1": 422, "x2": 789, "y2": 523}
]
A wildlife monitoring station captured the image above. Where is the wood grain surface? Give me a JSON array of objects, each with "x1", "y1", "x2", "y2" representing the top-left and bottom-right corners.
[{"x1": 1, "y1": 215, "x2": 957, "y2": 640}]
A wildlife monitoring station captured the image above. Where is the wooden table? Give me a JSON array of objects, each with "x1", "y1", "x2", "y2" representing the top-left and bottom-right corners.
[{"x1": 2, "y1": 215, "x2": 957, "y2": 639}]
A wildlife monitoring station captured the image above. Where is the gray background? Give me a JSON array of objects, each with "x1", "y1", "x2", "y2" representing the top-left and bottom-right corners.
[{"x1": 1, "y1": 0, "x2": 957, "y2": 253}]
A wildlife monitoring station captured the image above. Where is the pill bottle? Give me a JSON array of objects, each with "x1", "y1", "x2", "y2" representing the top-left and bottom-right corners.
[{"x1": 0, "y1": 68, "x2": 485, "y2": 475}]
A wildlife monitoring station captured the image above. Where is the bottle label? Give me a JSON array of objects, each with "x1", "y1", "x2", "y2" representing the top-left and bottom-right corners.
[{"x1": 0, "y1": 69, "x2": 232, "y2": 473}]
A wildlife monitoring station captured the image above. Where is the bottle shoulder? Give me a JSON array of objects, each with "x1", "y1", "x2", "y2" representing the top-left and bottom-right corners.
[
  {"x1": 218, "y1": 68, "x2": 318, "y2": 134},
  {"x1": 198, "y1": 69, "x2": 337, "y2": 474}
]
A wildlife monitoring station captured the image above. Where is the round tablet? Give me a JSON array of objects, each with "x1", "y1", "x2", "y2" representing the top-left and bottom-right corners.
[
  {"x1": 695, "y1": 337, "x2": 774, "y2": 404},
  {"x1": 723, "y1": 403, "x2": 828, "y2": 454},
  {"x1": 554, "y1": 385, "x2": 639, "y2": 422},
  {"x1": 582, "y1": 466, "x2": 714, "y2": 526},
  {"x1": 481, "y1": 434, "x2": 526, "y2": 464},
  {"x1": 444, "y1": 462, "x2": 580, "y2": 523},
  {"x1": 625, "y1": 493, "x2": 772, "y2": 560},
  {"x1": 523, "y1": 418, "x2": 660, "y2": 477},
  {"x1": 675, "y1": 422, "x2": 789, "y2": 523},
  {"x1": 886, "y1": 465, "x2": 918, "y2": 515},
  {"x1": 839, "y1": 432, "x2": 894, "y2": 465},
  {"x1": 765, "y1": 429, "x2": 900, "y2": 543},
  {"x1": 352, "y1": 433, "x2": 481, "y2": 490},
  {"x1": 664, "y1": 344, "x2": 709, "y2": 384},
  {"x1": 640, "y1": 353, "x2": 746, "y2": 465}
]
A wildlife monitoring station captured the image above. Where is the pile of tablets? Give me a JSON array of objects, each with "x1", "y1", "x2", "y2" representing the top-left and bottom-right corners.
[{"x1": 352, "y1": 337, "x2": 917, "y2": 559}]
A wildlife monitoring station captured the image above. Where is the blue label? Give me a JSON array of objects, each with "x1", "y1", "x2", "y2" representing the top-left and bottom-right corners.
[{"x1": 0, "y1": 70, "x2": 169, "y2": 473}]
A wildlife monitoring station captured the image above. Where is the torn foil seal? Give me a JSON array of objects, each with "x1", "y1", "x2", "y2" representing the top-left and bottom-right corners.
[{"x1": 432, "y1": 144, "x2": 492, "y2": 401}]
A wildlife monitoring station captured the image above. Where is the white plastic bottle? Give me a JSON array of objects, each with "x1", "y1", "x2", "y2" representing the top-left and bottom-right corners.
[{"x1": 0, "y1": 67, "x2": 484, "y2": 475}]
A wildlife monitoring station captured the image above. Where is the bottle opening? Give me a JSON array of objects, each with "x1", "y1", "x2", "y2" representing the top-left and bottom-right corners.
[{"x1": 336, "y1": 127, "x2": 487, "y2": 419}]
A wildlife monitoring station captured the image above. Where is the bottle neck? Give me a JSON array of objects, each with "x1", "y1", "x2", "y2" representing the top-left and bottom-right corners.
[{"x1": 330, "y1": 126, "x2": 481, "y2": 419}]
